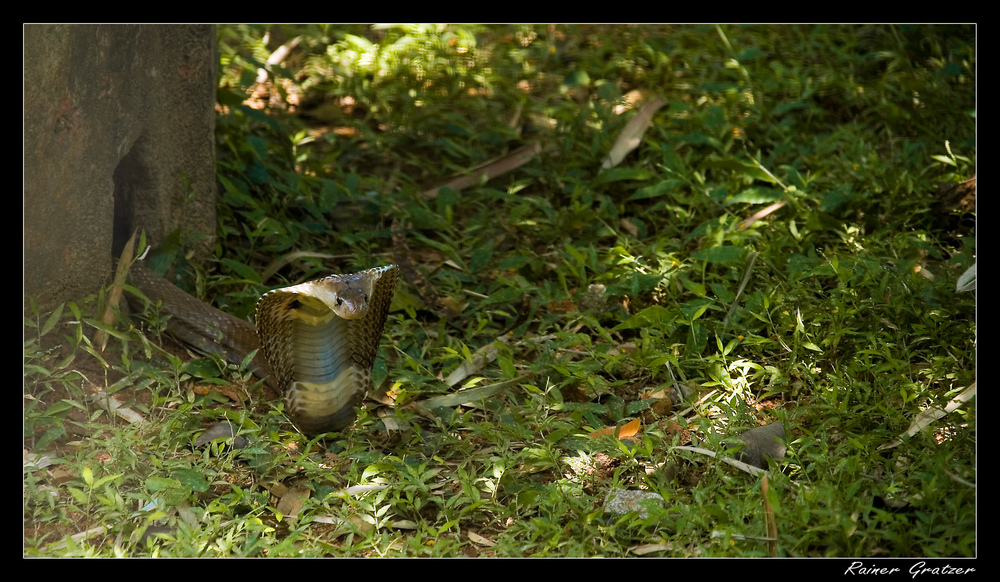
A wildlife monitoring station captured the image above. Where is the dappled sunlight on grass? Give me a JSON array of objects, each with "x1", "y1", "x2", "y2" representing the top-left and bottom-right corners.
[{"x1": 25, "y1": 24, "x2": 974, "y2": 557}]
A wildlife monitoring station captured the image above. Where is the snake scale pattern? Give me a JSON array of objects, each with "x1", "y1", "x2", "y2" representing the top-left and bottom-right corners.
[{"x1": 129, "y1": 263, "x2": 398, "y2": 435}]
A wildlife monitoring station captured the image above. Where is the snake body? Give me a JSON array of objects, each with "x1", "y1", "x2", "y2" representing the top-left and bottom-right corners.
[
  {"x1": 129, "y1": 263, "x2": 397, "y2": 435},
  {"x1": 255, "y1": 266, "x2": 397, "y2": 434}
]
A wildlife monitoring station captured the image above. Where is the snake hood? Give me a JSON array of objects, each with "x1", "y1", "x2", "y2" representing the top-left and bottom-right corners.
[
  {"x1": 255, "y1": 264, "x2": 398, "y2": 435},
  {"x1": 129, "y1": 262, "x2": 398, "y2": 436}
]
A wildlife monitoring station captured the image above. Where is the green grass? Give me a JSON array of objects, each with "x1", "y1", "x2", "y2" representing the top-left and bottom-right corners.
[{"x1": 24, "y1": 24, "x2": 975, "y2": 557}]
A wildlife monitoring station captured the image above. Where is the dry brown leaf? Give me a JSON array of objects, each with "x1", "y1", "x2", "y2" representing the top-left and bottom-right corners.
[
  {"x1": 602, "y1": 95, "x2": 666, "y2": 169},
  {"x1": 606, "y1": 341, "x2": 637, "y2": 356},
  {"x1": 276, "y1": 485, "x2": 311, "y2": 518},
  {"x1": 192, "y1": 384, "x2": 243, "y2": 404},
  {"x1": 93, "y1": 393, "x2": 146, "y2": 425},
  {"x1": 468, "y1": 531, "x2": 497, "y2": 546},
  {"x1": 591, "y1": 418, "x2": 641, "y2": 441},
  {"x1": 619, "y1": 217, "x2": 639, "y2": 237},
  {"x1": 421, "y1": 142, "x2": 542, "y2": 199},
  {"x1": 443, "y1": 340, "x2": 507, "y2": 387},
  {"x1": 631, "y1": 542, "x2": 674, "y2": 555},
  {"x1": 617, "y1": 418, "x2": 641, "y2": 440}
]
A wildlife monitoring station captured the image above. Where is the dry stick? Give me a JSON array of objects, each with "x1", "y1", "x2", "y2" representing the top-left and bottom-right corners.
[
  {"x1": 736, "y1": 143, "x2": 789, "y2": 230},
  {"x1": 722, "y1": 251, "x2": 758, "y2": 331},
  {"x1": 255, "y1": 35, "x2": 303, "y2": 84},
  {"x1": 738, "y1": 201, "x2": 787, "y2": 230},
  {"x1": 762, "y1": 474, "x2": 778, "y2": 557},
  {"x1": 97, "y1": 230, "x2": 138, "y2": 351}
]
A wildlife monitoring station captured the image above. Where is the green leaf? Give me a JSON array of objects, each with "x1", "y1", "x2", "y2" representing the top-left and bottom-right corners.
[
  {"x1": 820, "y1": 185, "x2": 853, "y2": 212},
  {"x1": 615, "y1": 305, "x2": 675, "y2": 331},
  {"x1": 93, "y1": 472, "x2": 124, "y2": 489},
  {"x1": 173, "y1": 469, "x2": 210, "y2": 492},
  {"x1": 596, "y1": 167, "x2": 656, "y2": 184},
  {"x1": 629, "y1": 179, "x2": 685, "y2": 201},
  {"x1": 44, "y1": 400, "x2": 80, "y2": 416},
  {"x1": 803, "y1": 342, "x2": 823, "y2": 352},
  {"x1": 221, "y1": 259, "x2": 263, "y2": 284},
  {"x1": 146, "y1": 476, "x2": 183, "y2": 492},
  {"x1": 40, "y1": 304, "x2": 64, "y2": 337},
  {"x1": 726, "y1": 187, "x2": 785, "y2": 205},
  {"x1": 699, "y1": 159, "x2": 776, "y2": 183},
  {"x1": 182, "y1": 358, "x2": 223, "y2": 380},
  {"x1": 680, "y1": 276, "x2": 707, "y2": 297},
  {"x1": 737, "y1": 47, "x2": 767, "y2": 61},
  {"x1": 562, "y1": 70, "x2": 590, "y2": 88},
  {"x1": 676, "y1": 132, "x2": 717, "y2": 146},
  {"x1": 550, "y1": 402, "x2": 608, "y2": 414},
  {"x1": 693, "y1": 246, "x2": 746, "y2": 264},
  {"x1": 625, "y1": 399, "x2": 653, "y2": 416},
  {"x1": 711, "y1": 283, "x2": 735, "y2": 303},
  {"x1": 680, "y1": 298, "x2": 715, "y2": 322},
  {"x1": 687, "y1": 322, "x2": 708, "y2": 354},
  {"x1": 35, "y1": 426, "x2": 65, "y2": 450},
  {"x1": 67, "y1": 486, "x2": 89, "y2": 506}
]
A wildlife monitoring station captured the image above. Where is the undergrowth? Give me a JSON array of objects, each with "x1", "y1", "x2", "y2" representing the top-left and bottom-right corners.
[{"x1": 24, "y1": 24, "x2": 975, "y2": 557}]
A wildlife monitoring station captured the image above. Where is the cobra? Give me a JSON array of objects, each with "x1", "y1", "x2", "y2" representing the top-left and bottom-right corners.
[{"x1": 128, "y1": 263, "x2": 398, "y2": 435}]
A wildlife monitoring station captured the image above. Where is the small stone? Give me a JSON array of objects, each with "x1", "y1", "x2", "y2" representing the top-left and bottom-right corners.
[{"x1": 603, "y1": 488, "x2": 664, "y2": 518}]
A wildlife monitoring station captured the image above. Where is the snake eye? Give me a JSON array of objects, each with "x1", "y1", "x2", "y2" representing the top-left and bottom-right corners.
[{"x1": 336, "y1": 297, "x2": 344, "y2": 306}]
